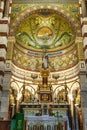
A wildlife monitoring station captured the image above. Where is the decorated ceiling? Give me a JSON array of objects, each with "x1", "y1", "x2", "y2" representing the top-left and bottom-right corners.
[{"x1": 9, "y1": 2, "x2": 81, "y2": 73}]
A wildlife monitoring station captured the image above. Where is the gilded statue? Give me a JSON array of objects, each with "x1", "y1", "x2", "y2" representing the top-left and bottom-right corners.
[{"x1": 9, "y1": 89, "x2": 15, "y2": 105}]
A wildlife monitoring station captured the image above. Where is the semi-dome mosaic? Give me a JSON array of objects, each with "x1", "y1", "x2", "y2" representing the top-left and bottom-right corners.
[
  {"x1": 15, "y1": 10, "x2": 75, "y2": 51},
  {"x1": 9, "y1": 6, "x2": 81, "y2": 72}
]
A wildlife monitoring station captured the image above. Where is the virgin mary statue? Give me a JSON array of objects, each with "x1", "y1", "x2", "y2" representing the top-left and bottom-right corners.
[{"x1": 42, "y1": 49, "x2": 49, "y2": 69}]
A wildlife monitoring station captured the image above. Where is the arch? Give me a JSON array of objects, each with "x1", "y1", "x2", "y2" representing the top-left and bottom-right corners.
[
  {"x1": 53, "y1": 84, "x2": 70, "y2": 94},
  {"x1": 70, "y1": 80, "x2": 80, "y2": 92},
  {"x1": 10, "y1": 80, "x2": 20, "y2": 92}
]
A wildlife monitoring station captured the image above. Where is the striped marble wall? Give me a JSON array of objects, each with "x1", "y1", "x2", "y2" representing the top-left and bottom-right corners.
[{"x1": 0, "y1": 0, "x2": 12, "y2": 119}]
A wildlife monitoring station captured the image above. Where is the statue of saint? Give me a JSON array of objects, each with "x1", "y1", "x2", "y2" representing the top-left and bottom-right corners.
[
  {"x1": 9, "y1": 89, "x2": 15, "y2": 105},
  {"x1": 42, "y1": 49, "x2": 49, "y2": 69}
]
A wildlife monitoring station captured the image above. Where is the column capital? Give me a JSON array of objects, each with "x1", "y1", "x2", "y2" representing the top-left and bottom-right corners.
[
  {"x1": 75, "y1": 37, "x2": 83, "y2": 43},
  {"x1": 8, "y1": 36, "x2": 15, "y2": 43},
  {"x1": 5, "y1": 60, "x2": 11, "y2": 71},
  {"x1": 79, "y1": 61, "x2": 86, "y2": 72}
]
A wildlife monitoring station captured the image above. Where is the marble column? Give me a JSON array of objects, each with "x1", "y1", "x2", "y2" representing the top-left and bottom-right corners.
[{"x1": 79, "y1": 70, "x2": 87, "y2": 130}]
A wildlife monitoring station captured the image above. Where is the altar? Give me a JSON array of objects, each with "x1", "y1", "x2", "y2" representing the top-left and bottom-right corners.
[
  {"x1": 21, "y1": 103, "x2": 71, "y2": 130},
  {"x1": 19, "y1": 67, "x2": 72, "y2": 130},
  {"x1": 25, "y1": 115, "x2": 70, "y2": 130}
]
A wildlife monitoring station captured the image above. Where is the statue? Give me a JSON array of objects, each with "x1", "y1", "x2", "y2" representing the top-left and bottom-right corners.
[
  {"x1": 9, "y1": 89, "x2": 15, "y2": 105},
  {"x1": 24, "y1": 90, "x2": 31, "y2": 103},
  {"x1": 42, "y1": 49, "x2": 49, "y2": 69}
]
